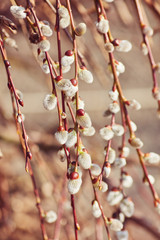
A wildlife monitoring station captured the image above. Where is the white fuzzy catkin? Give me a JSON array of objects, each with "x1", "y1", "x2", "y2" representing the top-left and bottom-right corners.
[
  {"x1": 122, "y1": 147, "x2": 130, "y2": 158},
  {"x1": 78, "y1": 69, "x2": 93, "y2": 84},
  {"x1": 109, "y1": 219, "x2": 123, "y2": 232},
  {"x1": 108, "y1": 102, "x2": 120, "y2": 114},
  {"x1": 59, "y1": 16, "x2": 70, "y2": 29},
  {"x1": 58, "y1": 6, "x2": 69, "y2": 18},
  {"x1": 104, "y1": 147, "x2": 116, "y2": 164},
  {"x1": 72, "y1": 98, "x2": 85, "y2": 110},
  {"x1": 99, "y1": 126, "x2": 114, "y2": 141},
  {"x1": 90, "y1": 163, "x2": 101, "y2": 176},
  {"x1": 92, "y1": 200, "x2": 101, "y2": 218},
  {"x1": 141, "y1": 42, "x2": 148, "y2": 55},
  {"x1": 38, "y1": 39, "x2": 50, "y2": 52},
  {"x1": 65, "y1": 130, "x2": 77, "y2": 148},
  {"x1": 65, "y1": 85, "x2": 78, "y2": 97},
  {"x1": 45, "y1": 210, "x2": 57, "y2": 223},
  {"x1": 107, "y1": 63, "x2": 120, "y2": 77},
  {"x1": 105, "y1": 42, "x2": 114, "y2": 52},
  {"x1": 56, "y1": 79, "x2": 72, "y2": 91},
  {"x1": 96, "y1": 18, "x2": 109, "y2": 34},
  {"x1": 58, "y1": 6, "x2": 70, "y2": 29},
  {"x1": 42, "y1": 62, "x2": 50, "y2": 74},
  {"x1": 107, "y1": 190, "x2": 123, "y2": 206},
  {"x1": 116, "y1": 40, "x2": 132, "y2": 52},
  {"x1": 121, "y1": 173, "x2": 133, "y2": 188},
  {"x1": 100, "y1": 181, "x2": 108, "y2": 192},
  {"x1": 43, "y1": 94, "x2": 57, "y2": 110},
  {"x1": 129, "y1": 99, "x2": 141, "y2": 110},
  {"x1": 41, "y1": 25, "x2": 53, "y2": 37},
  {"x1": 61, "y1": 55, "x2": 74, "y2": 67},
  {"x1": 4, "y1": 37, "x2": 18, "y2": 49},
  {"x1": 142, "y1": 26, "x2": 153, "y2": 37},
  {"x1": 116, "y1": 230, "x2": 129, "y2": 240},
  {"x1": 103, "y1": 165, "x2": 111, "y2": 178},
  {"x1": 67, "y1": 178, "x2": 82, "y2": 195},
  {"x1": 55, "y1": 129, "x2": 68, "y2": 145},
  {"x1": 144, "y1": 175, "x2": 155, "y2": 185},
  {"x1": 78, "y1": 151, "x2": 92, "y2": 169},
  {"x1": 76, "y1": 113, "x2": 92, "y2": 128},
  {"x1": 119, "y1": 212, "x2": 125, "y2": 223},
  {"x1": 59, "y1": 65, "x2": 70, "y2": 75},
  {"x1": 129, "y1": 137, "x2": 143, "y2": 149},
  {"x1": 108, "y1": 148, "x2": 116, "y2": 164},
  {"x1": 108, "y1": 89, "x2": 119, "y2": 101},
  {"x1": 10, "y1": 6, "x2": 27, "y2": 19},
  {"x1": 112, "y1": 124, "x2": 124, "y2": 136},
  {"x1": 130, "y1": 121, "x2": 137, "y2": 132},
  {"x1": 115, "y1": 61, "x2": 125, "y2": 74},
  {"x1": 120, "y1": 198, "x2": 134, "y2": 217},
  {"x1": 114, "y1": 157, "x2": 126, "y2": 168},
  {"x1": 81, "y1": 126, "x2": 95, "y2": 136},
  {"x1": 143, "y1": 152, "x2": 160, "y2": 164}
]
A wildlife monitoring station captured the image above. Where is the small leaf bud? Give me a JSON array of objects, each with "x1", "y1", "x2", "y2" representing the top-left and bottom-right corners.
[
  {"x1": 105, "y1": 42, "x2": 114, "y2": 52},
  {"x1": 75, "y1": 23, "x2": 87, "y2": 36},
  {"x1": 141, "y1": 42, "x2": 148, "y2": 55},
  {"x1": 70, "y1": 171, "x2": 79, "y2": 180}
]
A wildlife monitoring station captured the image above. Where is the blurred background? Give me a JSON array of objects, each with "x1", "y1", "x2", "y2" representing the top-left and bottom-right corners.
[{"x1": 0, "y1": 0, "x2": 160, "y2": 239}]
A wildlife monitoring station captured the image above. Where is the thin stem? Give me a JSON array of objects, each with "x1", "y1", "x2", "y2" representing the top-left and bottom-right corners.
[
  {"x1": 89, "y1": 170, "x2": 111, "y2": 240},
  {"x1": 65, "y1": 0, "x2": 80, "y2": 169},
  {"x1": 137, "y1": 149, "x2": 159, "y2": 202},
  {"x1": 134, "y1": 0, "x2": 160, "y2": 109},
  {"x1": 45, "y1": 52, "x2": 63, "y2": 126},
  {"x1": 0, "y1": 35, "x2": 48, "y2": 240},
  {"x1": 71, "y1": 195, "x2": 79, "y2": 240}
]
